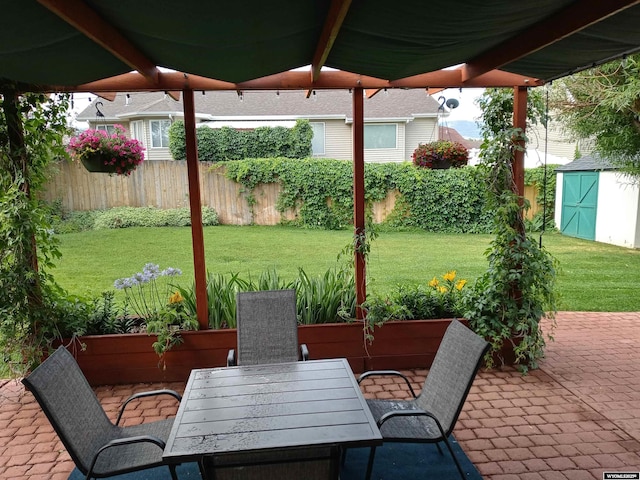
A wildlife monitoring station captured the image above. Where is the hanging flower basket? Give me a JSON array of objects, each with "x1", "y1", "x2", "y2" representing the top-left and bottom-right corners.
[
  {"x1": 67, "y1": 125, "x2": 145, "y2": 176},
  {"x1": 412, "y1": 140, "x2": 468, "y2": 169}
]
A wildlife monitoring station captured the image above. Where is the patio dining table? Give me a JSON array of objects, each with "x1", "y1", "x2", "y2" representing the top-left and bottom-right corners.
[{"x1": 163, "y1": 358, "x2": 382, "y2": 479}]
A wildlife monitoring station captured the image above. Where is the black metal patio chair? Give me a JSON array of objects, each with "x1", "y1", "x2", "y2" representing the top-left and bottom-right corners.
[
  {"x1": 227, "y1": 289, "x2": 309, "y2": 366},
  {"x1": 22, "y1": 346, "x2": 183, "y2": 480},
  {"x1": 357, "y1": 319, "x2": 489, "y2": 480}
]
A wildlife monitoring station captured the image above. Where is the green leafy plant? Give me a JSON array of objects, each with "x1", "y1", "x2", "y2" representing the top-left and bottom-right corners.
[
  {"x1": 412, "y1": 140, "x2": 469, "y2": 169},
  {"x1": 0, "y1": 88, "x2": 77, "y2": 376},
  {"x1": 146, "y1": 291, "x2": 198, "y2": 367},
  {"x1": 363, "y1": 270, "x2": 468, "y2": 324},
  {"x1": 464, "y1": 128, "x2": 558, "y2": 372}
]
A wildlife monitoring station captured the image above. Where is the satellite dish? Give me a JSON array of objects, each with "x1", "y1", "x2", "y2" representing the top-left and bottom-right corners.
[{"x1": 445, "y1": 98, "x2": 460, "y2": 109}]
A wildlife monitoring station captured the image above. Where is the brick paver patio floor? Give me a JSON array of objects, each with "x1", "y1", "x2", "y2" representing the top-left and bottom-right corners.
[{"x1": 1, "y1": 311, "x2": 639, "y2": 480}]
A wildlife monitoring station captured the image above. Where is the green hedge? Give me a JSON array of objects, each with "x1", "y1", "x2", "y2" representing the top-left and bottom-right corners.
[{"x1": 168, "y1": 119, "x2": 313, "y2": 161}]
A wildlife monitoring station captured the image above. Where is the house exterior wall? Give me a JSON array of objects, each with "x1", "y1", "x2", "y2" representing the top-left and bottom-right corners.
[
  {"x1": 364, "y1": 122, "x2": 406, "y2": 163},
  {"x1": 405, "y1": 117, "x2": 438, "y2": 161},
  {"x1": 595, "y1": 172, "x2": 640, "y2": 249},
  {"x1": 322, "y1": 119, "x2": 351, "y2": 160}
]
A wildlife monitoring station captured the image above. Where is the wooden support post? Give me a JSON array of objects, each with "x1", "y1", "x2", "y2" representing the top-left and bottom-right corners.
[
  {"x1": 182, "y1": 89, "x2": 209, "y2": 329},
  {"x1": 513, "y1": 86, "x2": 527, "y2": 197},
  {"x1": 352, "y1": 87, "x2": 366, "y2": 320}
]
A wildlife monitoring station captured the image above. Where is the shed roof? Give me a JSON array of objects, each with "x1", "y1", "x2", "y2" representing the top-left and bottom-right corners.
[{"x1": 555, "y1": 154, "x2": 618, "y2": 172}]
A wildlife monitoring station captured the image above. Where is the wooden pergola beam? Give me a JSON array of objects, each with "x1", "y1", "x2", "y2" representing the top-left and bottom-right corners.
[
  {"x1": 311, "y1": 0, "x2": 353, "y2": 82},
  {"x1": 49, "y1": 68, "x2": 540, "y2": 94},
  {"x1": 462, "y1": 0, "x2": 640, "y2": 81},
  {"x1": 37, "y1": 0, "x2": 160, "y2": 85}
]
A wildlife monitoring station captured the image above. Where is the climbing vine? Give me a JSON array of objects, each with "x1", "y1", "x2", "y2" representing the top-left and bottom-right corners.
[{"x1": 223, "y1": 158, "x2": 494, "y2": 232}]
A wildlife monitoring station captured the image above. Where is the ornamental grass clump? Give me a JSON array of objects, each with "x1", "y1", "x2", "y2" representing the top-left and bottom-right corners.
[
  {"x1": 67, "y1": 124, "x2": 145, "y2": 175},
  {"x1": 412, "y1": 140, "x2": 469, "y2": 169}
]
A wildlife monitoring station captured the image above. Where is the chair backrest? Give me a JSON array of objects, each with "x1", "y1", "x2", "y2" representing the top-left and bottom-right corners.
[
  {"x1": 416, "y1": 319, "x2": 489, "y2": 436},
  {"x1": 236, "y1": 289, "x2": 300, "y2": 365},
  {"x1": 22, "y1": 346, "x2": 116, "y2": 473}
]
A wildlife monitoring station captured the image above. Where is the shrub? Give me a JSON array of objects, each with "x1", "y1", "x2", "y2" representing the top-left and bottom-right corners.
[
  {"x1": 169, "y1": 119, "x2": 312, "y2": 162},
  {"x1": 50, "y1": 206, "x2": 219, "y2": 232},
  {"x1": 412, "y1": 140, "x2": 469, "y2": 169}
]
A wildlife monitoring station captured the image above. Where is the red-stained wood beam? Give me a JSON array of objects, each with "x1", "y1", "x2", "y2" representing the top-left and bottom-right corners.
[
  {"x1": 312, "y1": 0, "x2": 353, "y2": 82},
  {"x1": 352, "y1": 87, "x2": 366, "y2": 320},
  {"x1": 513, "y1": 86, "x2": 527, "y2": 198},
  {"x1": 95, "y1": 92, "x2": 117, "y2": 102},
  {"x1": 54, "y1": 68, "x2": 539, "y2": 94},
  {"x1": 462, "y1": 0, "x2": 640, "y2": 81},
  {"x1": 365, "y1": 89, "x2": 381, "y2": 98},
  {"x1": 182, "y1": 89, "x2": 209, "y2": 329},
  {"x1": 37, "y1": 0, "x2": 160, "y2": 85}
]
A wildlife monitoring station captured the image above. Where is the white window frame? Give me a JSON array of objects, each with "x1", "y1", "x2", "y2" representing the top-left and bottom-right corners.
[
  {"x1": 364, "y1": 123, "x2": 397, "y2": 150},
  {"x1": 149, "y1": 119, "x2": 171, "y2": 148},
  {"x1": 130, "y1": 120, "x2": 144, "y2": 143},
  {"x1": 96, "y1": 124, "x2": 118, "y2": 135},
  {"x1": 310, "y1": 122, "x2": 326, "y2": 156}
]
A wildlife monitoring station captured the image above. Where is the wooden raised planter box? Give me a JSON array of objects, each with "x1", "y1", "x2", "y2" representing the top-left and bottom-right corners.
[{"x1": 64, "y1": 319, "x2": 468, "y2": 386}]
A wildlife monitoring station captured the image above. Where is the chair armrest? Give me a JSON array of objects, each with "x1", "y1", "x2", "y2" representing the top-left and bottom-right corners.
[
  {"x1": 87, "y1": 435, "x2": 166, "y2": 479},
  {"x1": 357, "y1": 370, "x2": 417, "y2": 398},
  {"x1": 116, "y1": 389, "x2": 182, "y2": 425},
  {"x1": 300, "y1": 344, "x2": 309, "y2": 361},
  {"x1": 227, "y1": 349, "x2": 236, "y2": 367},
  {"x1": 377, "y1": 408, "x2": 447, "y2": 439}
]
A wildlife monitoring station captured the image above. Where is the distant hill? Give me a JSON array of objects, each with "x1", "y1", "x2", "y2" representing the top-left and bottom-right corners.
[{"x1": 441, "y1": 120, "x2": 482, "y2": 139}]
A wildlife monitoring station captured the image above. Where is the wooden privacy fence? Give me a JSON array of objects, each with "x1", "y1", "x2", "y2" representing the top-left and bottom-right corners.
[{"x1": 42, "y1": 160, "x2": 538, "y2": 224}]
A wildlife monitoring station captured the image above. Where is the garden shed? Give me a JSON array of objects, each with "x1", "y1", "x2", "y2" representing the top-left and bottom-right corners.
[{"x1": 555, "y1": 155, "x2": 640, "y2": 248}]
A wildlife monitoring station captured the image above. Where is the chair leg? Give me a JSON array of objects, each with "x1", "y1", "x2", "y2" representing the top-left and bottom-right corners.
[
  {"x1": 441, "y1": 436, "x2": 466, "y2": 480},
  {"x1": 365, "y1": 446, "x2": 377, "y2": 480}
]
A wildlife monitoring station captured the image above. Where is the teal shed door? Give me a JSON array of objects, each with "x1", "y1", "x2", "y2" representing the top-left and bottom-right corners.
[{"x1": 561, "y1": 172, "x2": 598, "y2": 240}]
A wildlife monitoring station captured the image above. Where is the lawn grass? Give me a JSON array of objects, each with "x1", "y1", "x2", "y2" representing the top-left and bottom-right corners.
[{"x1": 52, "y1": 225, "x2": 640, "y2": 312}]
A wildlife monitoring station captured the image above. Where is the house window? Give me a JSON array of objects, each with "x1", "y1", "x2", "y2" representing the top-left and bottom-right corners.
[
  {"x1": 150, "y1": 119, "x2": 171, "y2": 148},
  {"x1": 310, "y1": 122, "x2": 325, "y2": 156},
  {"x1": 364, "y1": 124, "x2": 397, "y2": 149},
  {"x1": 96, "y1": 124, "x2": 118, "y2": 135},
  {"x1": 130, "y1": 121, "x2": 143, "y2": 142}
]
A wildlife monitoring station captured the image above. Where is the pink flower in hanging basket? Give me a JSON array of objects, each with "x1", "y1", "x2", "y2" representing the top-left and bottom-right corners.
[{"x1": 67, "y1": 124, "x2": 145, "y2": 176}]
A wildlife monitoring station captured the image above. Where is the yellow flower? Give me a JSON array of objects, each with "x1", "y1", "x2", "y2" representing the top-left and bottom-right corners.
[
  {"x1": 438, "y1": 286, "x2": 448, "y2": 294},
  {"x1": 443, "y1": 270, "x2": 456, "y2": 282},
  {"x1": 455, "y1": 279, "x2": 467, "y2": 291},
  {"x1": 428, "y1": 277, "x2": 439, "y2": 288},
  {"x1": 169, "y1": 291, "x2": 184, "y2": 304}
]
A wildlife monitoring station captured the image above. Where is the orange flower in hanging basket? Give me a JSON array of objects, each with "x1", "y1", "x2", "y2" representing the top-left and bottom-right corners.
[{"x1": 67, "y1": 125, "x2": 145, "y2": 176}]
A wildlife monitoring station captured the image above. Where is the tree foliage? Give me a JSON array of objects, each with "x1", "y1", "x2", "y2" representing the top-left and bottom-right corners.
[{"x1": 551, "y1": 55, "x2": 640, "y2": 177}]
